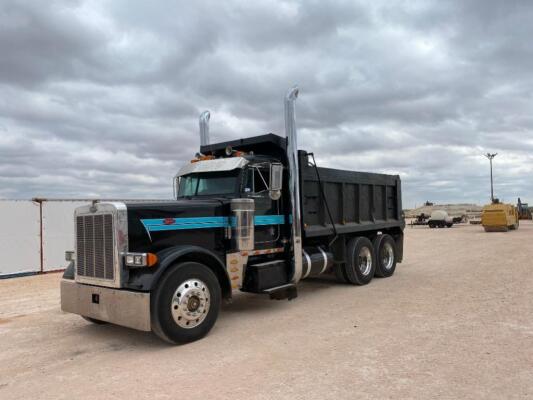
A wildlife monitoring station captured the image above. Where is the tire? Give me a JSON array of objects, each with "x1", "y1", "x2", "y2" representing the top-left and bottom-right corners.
[
  {"x1": 428, "y1": 222, "x2": 435, "y2": 228},
  {"x1": 373, "y1": 234, "x2": 397, "y2": 278},
  {"x1": 344, "y1": 237, "x2": 375, "y2": 285},
  {"x1": 82, "y1": 316, "x2": 107, "y2": 325},
  {"x1": 151, "y1": 262, "x2": 221, "y2": 344},
  {"x1": 446, "y1": 223, "x2": 453, "y2": 228}
]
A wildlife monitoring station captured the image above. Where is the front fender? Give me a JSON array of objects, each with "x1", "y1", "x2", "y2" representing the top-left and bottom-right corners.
[{"x1": 126, "y1": 245, "x2": 231, "y2": 298}]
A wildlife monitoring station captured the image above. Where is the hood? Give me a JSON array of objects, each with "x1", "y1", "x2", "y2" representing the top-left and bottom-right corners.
[{"x1": 125, "y1": 199, "x2": 231, "y2": 253}]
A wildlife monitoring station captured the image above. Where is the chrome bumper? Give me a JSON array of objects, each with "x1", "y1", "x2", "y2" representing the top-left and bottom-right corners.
[{"x1": 60, "y1": 279, "x2": 151, "y2": 331}]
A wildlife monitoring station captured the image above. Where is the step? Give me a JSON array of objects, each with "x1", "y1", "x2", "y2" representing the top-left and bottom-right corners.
[
  {"x1": 263, "y1": 283, "x2": 298, "y2": 301},
  {"x1": 244, "y1": 260, "x2": 287, "y2": 293},
  {"x1": 249, "y1": 260, "x2": 286, "y2": 268}
]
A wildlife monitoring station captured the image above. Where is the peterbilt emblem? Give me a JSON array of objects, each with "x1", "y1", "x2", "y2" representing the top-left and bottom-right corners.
[{"x1": 164, "y1": 218, "x2": 176, "y2": 225}]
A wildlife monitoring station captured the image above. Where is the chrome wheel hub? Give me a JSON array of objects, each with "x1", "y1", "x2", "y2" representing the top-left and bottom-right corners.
[
  {"x1": 381, "y1": 242, "x2": 394, "y2": 270},
  {"x1": 358, "y1": 247, "x2": 372, "y2": 276},
  {"x1": 171, "y1": 279, "x2": 210, "y2": 329}
]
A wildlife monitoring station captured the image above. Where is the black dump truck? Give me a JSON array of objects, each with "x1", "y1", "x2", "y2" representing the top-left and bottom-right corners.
[{"x1": 61, "y1": 87, "x2": 405, "y2": 344}]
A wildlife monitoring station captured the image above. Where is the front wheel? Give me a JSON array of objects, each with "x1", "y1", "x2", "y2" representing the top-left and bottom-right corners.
[{"x1": 151, "y1": 261, "x2": 221, "y2": 344}]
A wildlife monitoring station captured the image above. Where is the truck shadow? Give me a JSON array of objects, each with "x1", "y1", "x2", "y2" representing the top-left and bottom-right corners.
[{"x1": 71, "y1": 322, "x2": 169, "y2": 349}]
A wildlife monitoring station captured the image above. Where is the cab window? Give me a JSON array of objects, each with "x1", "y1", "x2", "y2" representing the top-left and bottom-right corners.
[
  {"x1": 254, "y1": 168, "x2": 270, "y2": 192},
  {"x1": 177, "y1": 171, "x2": 238, "y2": 197},
  {"x1": 242, "y1": 166, "x2": 270, "y2": 194}
]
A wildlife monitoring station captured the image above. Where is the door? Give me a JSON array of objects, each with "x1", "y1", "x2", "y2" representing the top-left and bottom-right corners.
[{"x1": 242, "y1": 165, "x2": 281, "y2": 249}]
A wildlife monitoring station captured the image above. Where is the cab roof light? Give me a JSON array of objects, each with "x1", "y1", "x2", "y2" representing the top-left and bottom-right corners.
[{"x1": 191, "y1": 155, "x2": 215, "y2": 163}]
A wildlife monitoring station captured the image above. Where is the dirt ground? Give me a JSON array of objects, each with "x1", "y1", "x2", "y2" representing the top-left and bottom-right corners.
[{"x1": 1, "y1": 222, "x2": 532, "y2": 400}]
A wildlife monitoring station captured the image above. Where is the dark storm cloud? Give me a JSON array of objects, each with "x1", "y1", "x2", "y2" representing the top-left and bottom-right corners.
[
  {"x1": 0, "y1": 0, "x2": 108, "y2": 87},
  {"x1": 0, "y1": 0, "x2": 532, "y2": 206}
]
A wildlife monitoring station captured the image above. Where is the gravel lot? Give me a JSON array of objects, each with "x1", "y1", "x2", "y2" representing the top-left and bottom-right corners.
[{"x1": 1, "y1": 222, "x2": 532, "y2": 399}]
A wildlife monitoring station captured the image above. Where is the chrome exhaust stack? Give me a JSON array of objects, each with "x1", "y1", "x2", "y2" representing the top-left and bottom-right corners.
[
  {"x1": 199, "y1": 110, "x2": 210, "y2": 146},
  {"x1": 285, "y1": 86, "x2": 303, "y2": 283}
]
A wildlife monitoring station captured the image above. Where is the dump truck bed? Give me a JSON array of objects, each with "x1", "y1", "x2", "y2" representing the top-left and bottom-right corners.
[{"x1": 299, "y1": 151, "x2": 404, "y2": 238}]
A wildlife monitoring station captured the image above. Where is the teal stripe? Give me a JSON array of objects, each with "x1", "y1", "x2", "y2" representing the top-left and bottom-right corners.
[
  {"x1": 254, "y1": 215, "x2": 285, "y2": 226},
  {"x1": 141, "y1": 214, "x2": 287, "y2": 233},
  {"x1": 142, "y1": 216, "x2": 229, "y2": 232},
  {"x1": 142, "y1": 217, "x2": 228, "y2": 227}
]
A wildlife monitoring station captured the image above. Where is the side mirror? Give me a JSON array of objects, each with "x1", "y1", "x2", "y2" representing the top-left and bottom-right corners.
[{"x1": 270, "y1": 163, "x2": 283, "y2": 200}]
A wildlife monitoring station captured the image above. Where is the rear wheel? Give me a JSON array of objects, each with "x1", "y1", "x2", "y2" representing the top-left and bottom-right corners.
[
  {"x1": 344, "y1": 237, "x2": 375, "y2": 285},
  {"x1": 151, "y1": 262, "x2": 221, "y2": 344},
  {"x1": 373, "y1": 234, "x2": 397, "y2": 278}
]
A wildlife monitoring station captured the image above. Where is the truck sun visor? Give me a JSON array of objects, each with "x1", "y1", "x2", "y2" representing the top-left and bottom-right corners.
[{"x1": 176, "y1": 157, "x2": 249, "y2": 176}]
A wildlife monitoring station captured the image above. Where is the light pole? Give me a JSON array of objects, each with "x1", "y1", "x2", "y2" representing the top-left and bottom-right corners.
[{"x1": 485, "y1": 153, "x2": 497, "y2": 202}]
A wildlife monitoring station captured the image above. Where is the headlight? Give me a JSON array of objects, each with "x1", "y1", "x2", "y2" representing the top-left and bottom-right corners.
[{"x1": 124, "y1": 252, "x2": 158, "y2": 268}]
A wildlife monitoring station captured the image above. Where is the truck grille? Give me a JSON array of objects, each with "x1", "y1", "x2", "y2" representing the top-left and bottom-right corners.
[{"x1": 76, "y1": 214, "x2": 115, "y2": 280}]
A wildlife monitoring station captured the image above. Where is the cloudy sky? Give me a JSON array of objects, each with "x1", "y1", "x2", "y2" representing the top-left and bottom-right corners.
[{"x1": 1, "y1": 0, "x2": 532, "y2": 208}]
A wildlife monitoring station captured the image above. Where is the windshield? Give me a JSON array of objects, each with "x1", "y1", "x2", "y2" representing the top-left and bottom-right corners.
[{"x1": 177, "y1": 171, "x2": 238, "y2": 197}]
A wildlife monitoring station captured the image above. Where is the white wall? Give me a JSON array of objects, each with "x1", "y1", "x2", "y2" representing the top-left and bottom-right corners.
[
  {"x1": 42, "y1": 201, "x2": 87, "y2": 271},
  {"x1": 0, "y1": 201, "x2": 41, "y2": 276},
  {"x1": 0, "y1": 199, "x2": 91, "y2": 276}
]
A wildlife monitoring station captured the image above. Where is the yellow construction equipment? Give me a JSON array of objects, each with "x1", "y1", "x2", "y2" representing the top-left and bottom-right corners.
[{"x1": 481, "y1": 201, "x2": 519, "y2": 232}]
